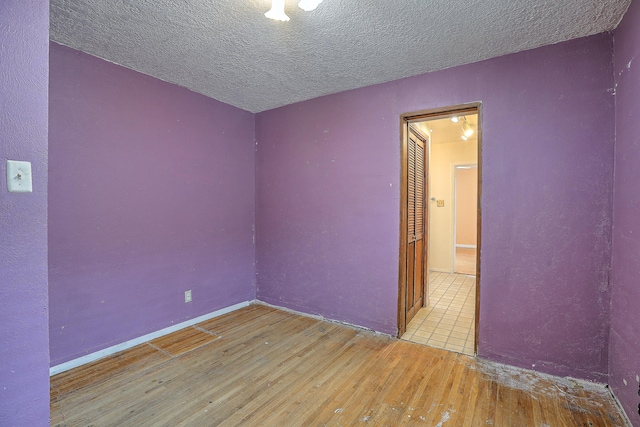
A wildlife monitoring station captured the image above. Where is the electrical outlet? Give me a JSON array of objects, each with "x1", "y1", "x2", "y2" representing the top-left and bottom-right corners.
[{"x1": 184, "y1": 290, "x2": 192, "y2": 303}]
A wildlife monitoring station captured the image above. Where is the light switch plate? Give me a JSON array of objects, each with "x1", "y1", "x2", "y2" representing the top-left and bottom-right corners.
[
  {"x1": 437, "y1": 199, "x2": 445, "y2": 207},
  {"x1": 6, "y1": 160, "x2": 32, "y2": 193}
]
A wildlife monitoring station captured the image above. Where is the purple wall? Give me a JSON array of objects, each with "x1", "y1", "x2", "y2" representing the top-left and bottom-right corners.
[
  {"x1": 48, "y1": 43, "x2": 256, "y2": 365},
  {"x1": 0, "y1": 0, "x2": 50, "y2": 425},
  {"x1": 611, "y1": 0, "x2": 640, "y2": 423},
  {"x1": 256, "y1": 34, "x2": 616, "y2": 382}
]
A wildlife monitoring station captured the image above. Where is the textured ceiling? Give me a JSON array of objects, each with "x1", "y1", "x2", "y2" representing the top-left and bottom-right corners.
[{"x1": 50, "y1": 0, "x2": 631, "y2": 113}]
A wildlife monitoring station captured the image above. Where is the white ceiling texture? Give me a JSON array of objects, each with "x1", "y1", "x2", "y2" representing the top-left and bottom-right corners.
[{"x1": 50, "y1": 0, "x2": 631, "y2": 113}]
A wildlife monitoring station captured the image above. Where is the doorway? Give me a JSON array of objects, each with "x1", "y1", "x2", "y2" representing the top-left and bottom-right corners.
[{"x1": 398, "y1": 105, "x2": 481, "y2": 356}]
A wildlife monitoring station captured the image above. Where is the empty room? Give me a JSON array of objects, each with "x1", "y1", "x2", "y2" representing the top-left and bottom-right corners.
[{"x1": 2, "y1": 0, "x2": 640, "y2": 425}]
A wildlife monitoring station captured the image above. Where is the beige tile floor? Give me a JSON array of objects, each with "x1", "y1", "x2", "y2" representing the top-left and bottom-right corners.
[{"x1": 402, "y1": 272, "x2": 476, "y2": 355}]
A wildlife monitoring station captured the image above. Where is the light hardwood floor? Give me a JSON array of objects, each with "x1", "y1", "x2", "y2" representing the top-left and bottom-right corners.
[
  {"x1": 51, "y1": 304, "x2": 627, "y2": 426},
  {"x1": 455, "y1": 247, "x2": 476, "y2": 275}
]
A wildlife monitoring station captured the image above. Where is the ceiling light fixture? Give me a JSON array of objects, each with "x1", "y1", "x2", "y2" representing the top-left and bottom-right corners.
[
  {"x1": 298, "y1": 0, "x2": 323, "y2": 11},
  {"x1": 462, "y1": 117, "x2": 474, "y2": 138},
  {"x1": 265, "y1": 0, "x2": 323, "y2": 21},
  {"x1": 450, "y1": 116, "x2": 459, "y2": 123},
  {"x1": 265, "y1": 0, "x2": 290, "y2": 21}
]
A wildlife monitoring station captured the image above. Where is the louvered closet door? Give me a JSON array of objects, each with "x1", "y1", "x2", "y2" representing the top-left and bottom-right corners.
[{"x1": 406, "y1": 128, "x2": 426, "y2": 325}]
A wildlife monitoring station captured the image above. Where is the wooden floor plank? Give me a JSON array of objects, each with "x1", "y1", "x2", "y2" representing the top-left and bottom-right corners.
[
  {"x1": 51, "y1": 304, "x2": 628, "y2": 426},
  {"x1": 429, "y1": 354, "x2": 470, "y2": 426},
  {"x1": 454, "y1": 358, "x2": 483, "y2": 425},
  {"x1": 256, "y1": 330, "x2": 388, "y2": 426},
  {"x1": 196, "y1": 304, "x2": 288, "y2": 337},
  {"x1": 149, "y1": 326, "x2": 220, "y2": 356},
  {"x1": 511, "y1": 386, "x2": 533, "y2": 426},
  {"x1": 292, "y1": 335, "x2": 385, "y2": 425},
  {"x1": 322, "y1": 340, "x2": 416, "y2": 426},
  {"x1": 173, "y1": 319, "x2": 331, "y2": 426},
  {"x1": 222, "y1": 330, "x2": 368, "y2": 425},
  {"x1": 340, "y1": 342, "x2": 437, "y2": 425},
  {"x1": 51, "y1": 342, "x2": 170, "y2": 397},
  {"x1": 222, "y1": 328, "x2": 371, "y2": 425},
  {"x1": 460, "y1": 364, "x2": 482, "y2": 427},
  {"x1": 50, "y1": 390, "x2": 66, "y2": 427}
]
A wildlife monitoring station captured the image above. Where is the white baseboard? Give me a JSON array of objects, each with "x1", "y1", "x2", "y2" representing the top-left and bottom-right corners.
[
  {"x1": 49, "y1": 300, "x2": 252, "y2": 376},
  {"x1": 254, "y1": 300, "x2": 393, "y2": 338},
  {"x1": 456, "y1": 244, "x2": 477, "y2": 249}
]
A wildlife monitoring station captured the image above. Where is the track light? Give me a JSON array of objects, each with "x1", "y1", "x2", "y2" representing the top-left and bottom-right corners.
[
  {"x1": 265, "y1": 0, "x2": 290, "y2": 21},
  {"x1": 298, "y1": 0, "x2": 323, "y2": 11},
  {"x1": 462, "y1": 118, "x2": 474, "y2": 138}
]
